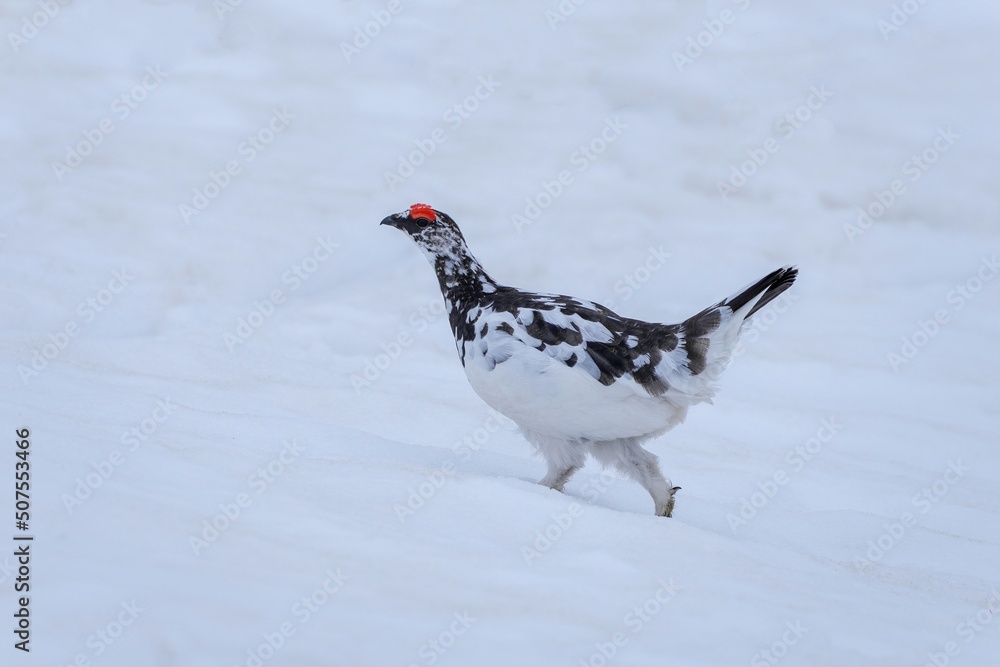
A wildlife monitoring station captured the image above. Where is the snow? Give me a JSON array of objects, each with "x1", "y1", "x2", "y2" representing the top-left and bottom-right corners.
[{"x1": 3, "y1": 0, "x2": 999, "y2": 665}]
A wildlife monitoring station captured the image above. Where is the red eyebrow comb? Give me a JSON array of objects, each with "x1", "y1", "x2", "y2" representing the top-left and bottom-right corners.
[{"x1": 409, "y1": 203, "x2": 436, "y2": 221}]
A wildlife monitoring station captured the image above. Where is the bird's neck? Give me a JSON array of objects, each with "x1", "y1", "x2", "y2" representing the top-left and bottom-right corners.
[{"x1": 432, "y1": 245, "x2": 497, "y2": 309}]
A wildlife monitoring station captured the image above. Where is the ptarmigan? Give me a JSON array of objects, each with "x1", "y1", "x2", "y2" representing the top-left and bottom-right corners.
[{"x1": 382, "y1": 203, "x2": 797, "y2": 517}]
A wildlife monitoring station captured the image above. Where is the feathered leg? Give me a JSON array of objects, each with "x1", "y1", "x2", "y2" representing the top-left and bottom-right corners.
[
  {"x1": 590, "y1": 439, "x2": 680, "y2": 517},
  {"x1": 523, "y1": 430, "x2": 587, "y2": 492}
]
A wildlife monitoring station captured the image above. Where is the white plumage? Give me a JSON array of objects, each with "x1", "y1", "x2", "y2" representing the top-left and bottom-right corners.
[{"x1": 383, "y1": 204, "x2": 797, "y2": 516}]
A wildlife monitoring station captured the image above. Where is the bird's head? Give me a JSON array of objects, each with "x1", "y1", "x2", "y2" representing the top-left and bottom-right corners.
[
  {"x1": 380, "y1": 203, "x2": 468, "y2": 259},
  {"x1": 381, "y1": 203, "x2": 495, "y2": 294}
]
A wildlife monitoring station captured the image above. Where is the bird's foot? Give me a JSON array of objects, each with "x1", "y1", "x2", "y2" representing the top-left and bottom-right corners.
[
  {"x1": 539, "y1": 477, "x2": 567, "y2": 493},
  {"x1": 539, "y1": 464, "x2": 582, "y2": 493},
  {"x1": 657, "y1": 486, "x2": 681, "y2": 518}
]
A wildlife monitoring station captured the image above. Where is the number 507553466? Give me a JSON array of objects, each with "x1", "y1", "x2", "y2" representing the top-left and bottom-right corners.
[{"x1": 15, "y1": 428, "x2": 30, "y2": 528}]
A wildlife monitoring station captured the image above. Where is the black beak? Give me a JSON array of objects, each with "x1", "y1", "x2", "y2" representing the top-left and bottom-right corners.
[{"x1": 380, "y1": 214, "x2": 402, "y2": 228}]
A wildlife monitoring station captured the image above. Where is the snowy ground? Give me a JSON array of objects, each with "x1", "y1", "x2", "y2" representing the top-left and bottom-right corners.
[{"x1": 3, "y1": 0, "x2": 999, "y2": 665}]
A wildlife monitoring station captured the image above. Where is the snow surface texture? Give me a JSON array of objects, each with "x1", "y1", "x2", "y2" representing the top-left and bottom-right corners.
[{"x1": 3, "y1": 1, "x2": 999, "y2": 665}]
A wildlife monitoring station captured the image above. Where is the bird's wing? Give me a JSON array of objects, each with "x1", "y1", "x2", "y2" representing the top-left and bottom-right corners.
[{"x1": 465, "y1": 288, "x2": 727, "y2": 404}]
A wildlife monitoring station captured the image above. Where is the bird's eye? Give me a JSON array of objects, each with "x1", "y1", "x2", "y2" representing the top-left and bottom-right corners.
[{"x1": 416, "y1": 218, "x2": 430, "y2": 227}]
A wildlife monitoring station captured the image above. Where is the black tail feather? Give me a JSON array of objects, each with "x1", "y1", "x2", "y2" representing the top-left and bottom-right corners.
[{"x1": 725, "y1": 266, "x2": 798, "y2": 320}]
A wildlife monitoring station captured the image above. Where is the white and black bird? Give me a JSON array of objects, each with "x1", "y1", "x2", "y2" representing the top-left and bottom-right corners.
[{"x1": 382, "y1": 203, "x2": 797, "y2": 517}]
